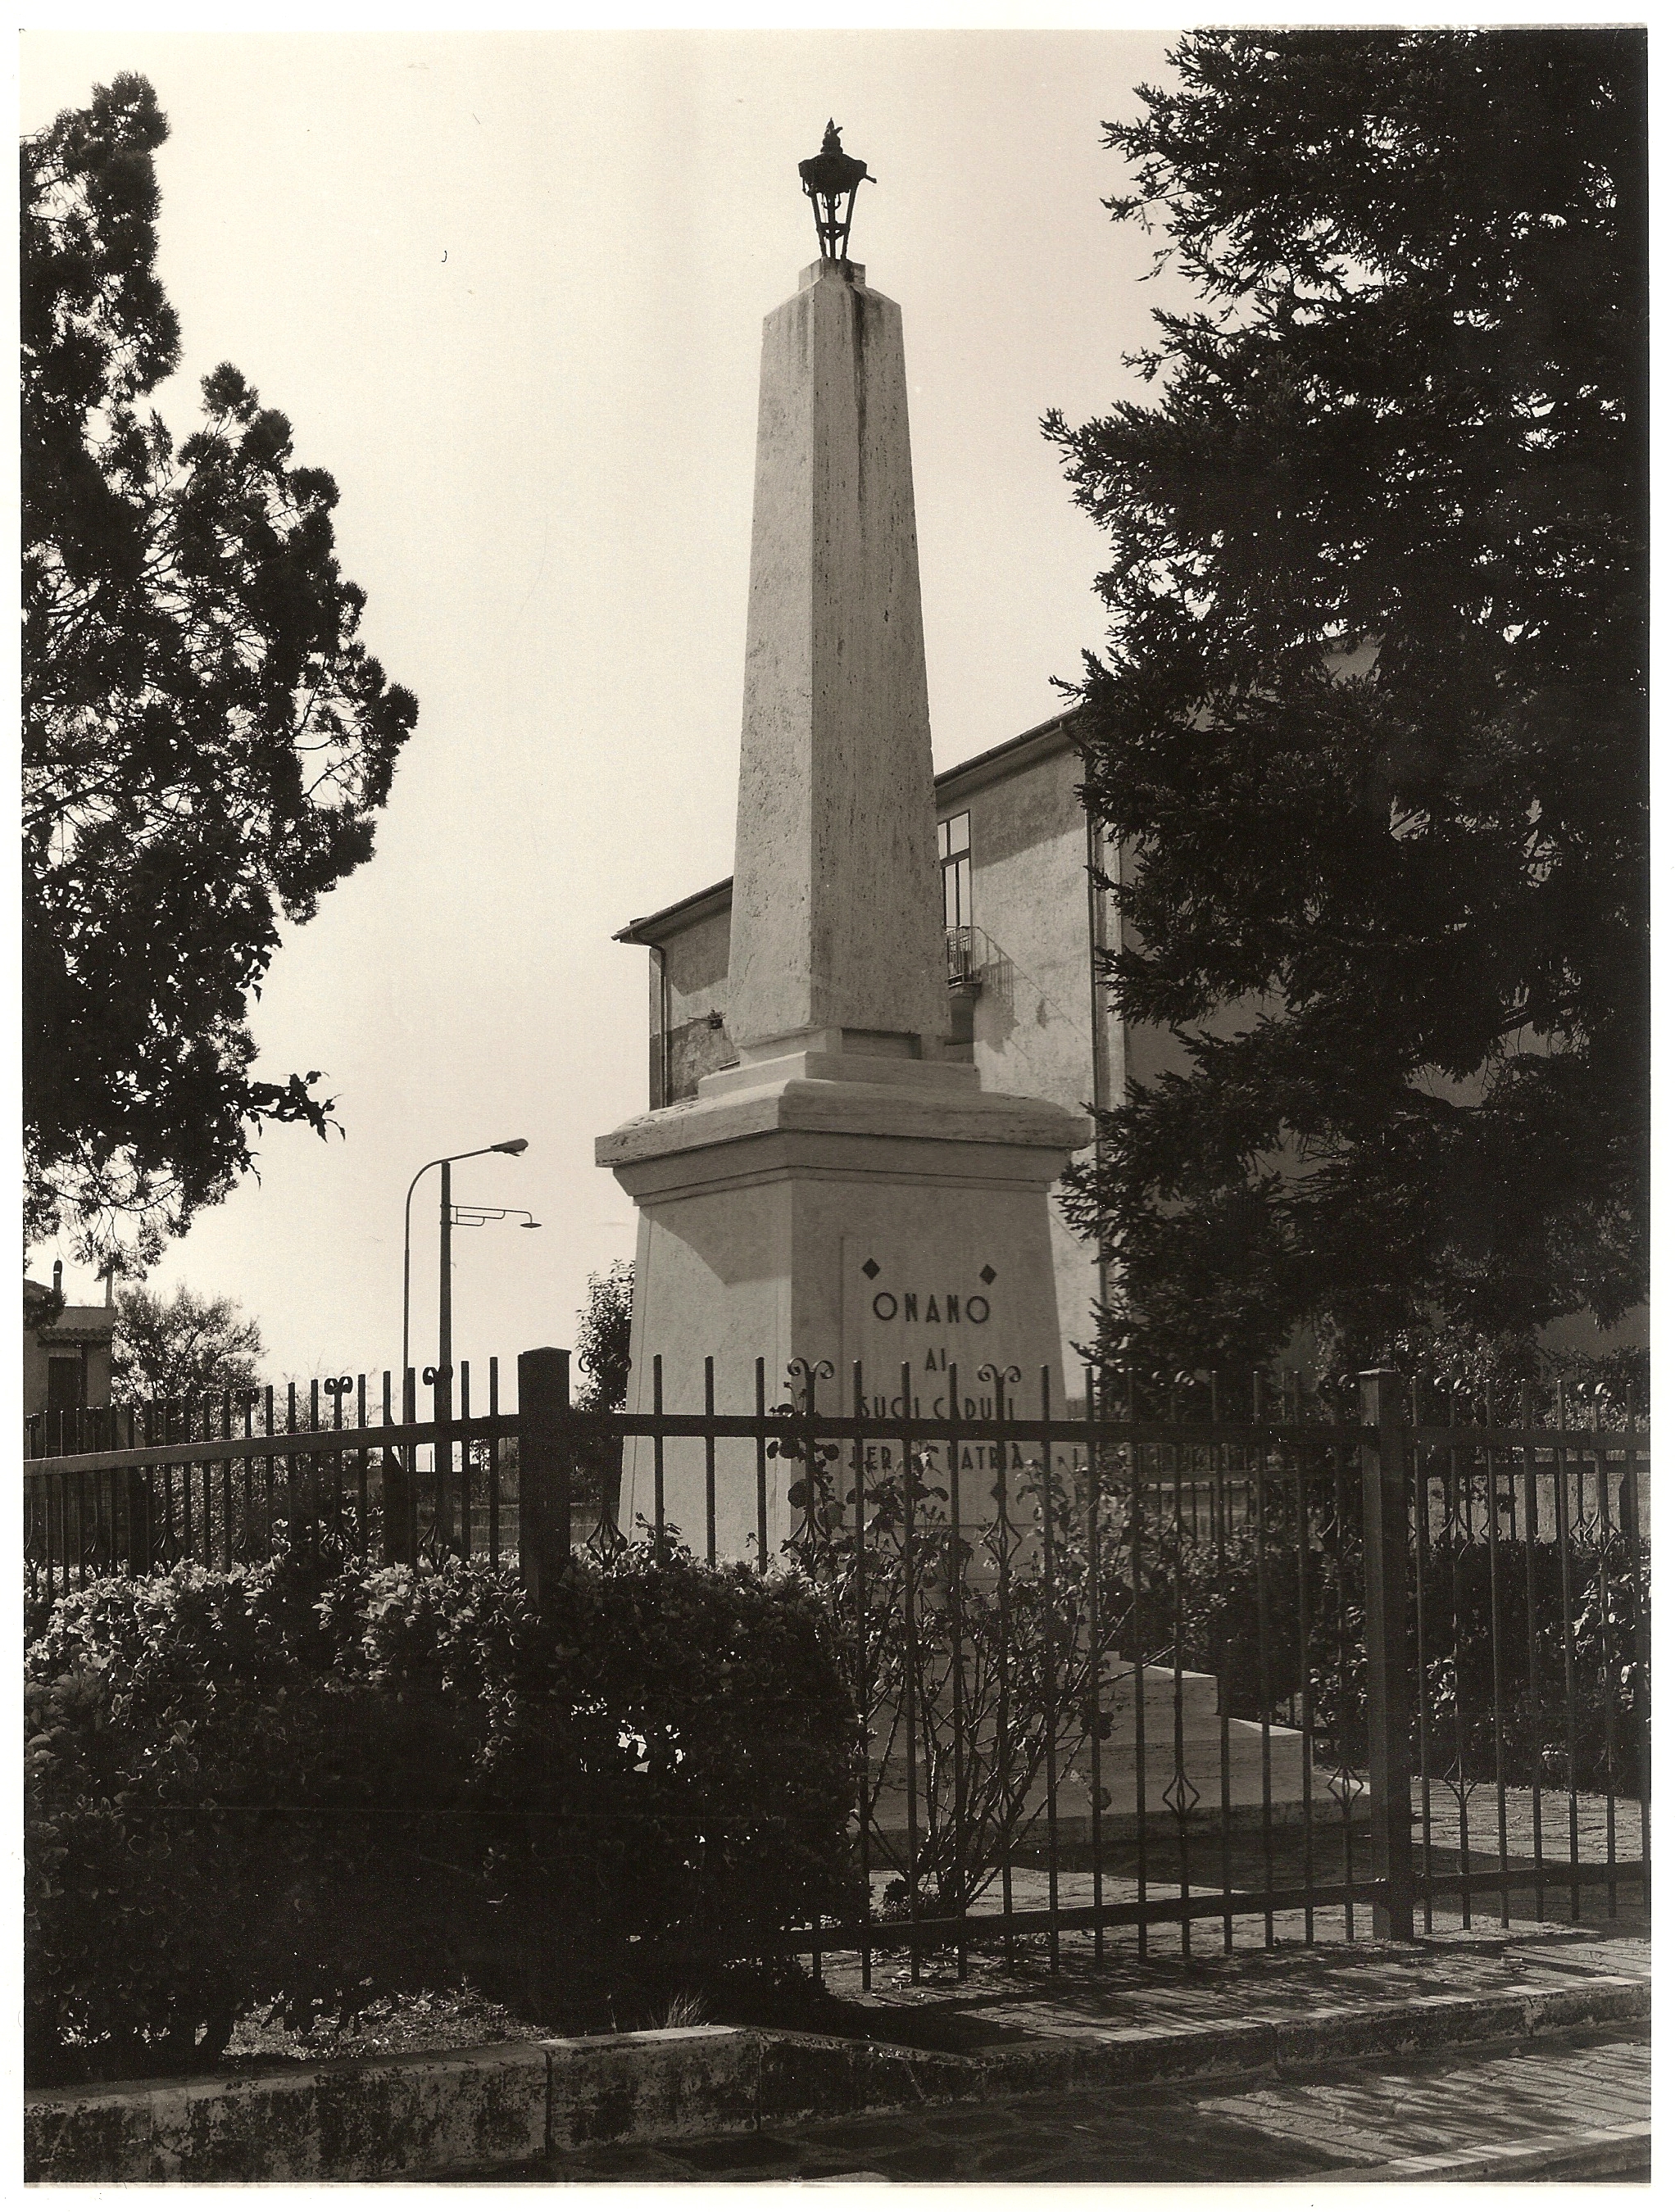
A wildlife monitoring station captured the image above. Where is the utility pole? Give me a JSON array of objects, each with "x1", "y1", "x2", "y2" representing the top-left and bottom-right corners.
[{"x1": 438, "y1": 1158, "x2": 453, "y2": 1388}]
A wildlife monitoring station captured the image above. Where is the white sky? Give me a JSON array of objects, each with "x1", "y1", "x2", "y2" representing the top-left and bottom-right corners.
[{"x1": 20, "y1": 25, "x2": 1198, "y2": 1389}]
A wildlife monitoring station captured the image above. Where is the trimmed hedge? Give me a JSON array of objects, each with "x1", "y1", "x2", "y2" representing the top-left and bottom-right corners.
[{"x1": 25, "y1": 1541, "x2": 856, "y2": 2084}]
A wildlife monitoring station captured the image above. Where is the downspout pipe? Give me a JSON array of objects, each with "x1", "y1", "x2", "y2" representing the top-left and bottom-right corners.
[{"x1": 649, "y1": 943, "x2": 672, "y2": 1109}]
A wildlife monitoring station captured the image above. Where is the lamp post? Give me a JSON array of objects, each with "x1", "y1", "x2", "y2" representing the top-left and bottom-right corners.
[{"x1": 402, "y1": 1140, "x2": 529, "y2": 1398}]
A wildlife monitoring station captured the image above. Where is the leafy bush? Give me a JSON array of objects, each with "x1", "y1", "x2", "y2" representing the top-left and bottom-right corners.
[
  {"x1": 785, "y1": 1440, "x2": 1165, "y2": 1919},
  {"x1": 25, "y1": 1539, "x2": 855, "y2": 2084}
]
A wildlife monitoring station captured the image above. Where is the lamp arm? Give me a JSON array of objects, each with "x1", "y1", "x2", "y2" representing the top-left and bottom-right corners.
[{"x1": 402, "y1": 1145, "x2": 524, "y2": 1380}]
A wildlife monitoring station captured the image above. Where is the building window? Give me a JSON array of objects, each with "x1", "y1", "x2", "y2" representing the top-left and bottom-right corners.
[
  {"x1": 47, "y1": 1354, "x2": 84, "y2": 1416},
  {"x1": 938, "y1": 812, "x2": 971, "y2": 930}
]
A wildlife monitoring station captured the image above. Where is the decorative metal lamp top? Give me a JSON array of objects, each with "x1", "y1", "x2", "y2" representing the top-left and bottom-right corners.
[{"x1": 798, "y1": 120, "x2": 874, "y2": 263}]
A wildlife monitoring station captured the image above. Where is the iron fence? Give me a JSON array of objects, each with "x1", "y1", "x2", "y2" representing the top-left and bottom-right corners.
[
  {"x1": 24, "y1": 1353, "x2": 1648, "y2": 1979},
  {"x1": 23, "y1": 1360, "x2": 528, "y2": 1592}
]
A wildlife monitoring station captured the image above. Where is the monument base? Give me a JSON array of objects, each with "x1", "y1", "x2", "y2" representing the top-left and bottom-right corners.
[
  {"x1": 869, "y1": 1667, "x2": 1351, "y2": 1857},
  {"x1": 597, "y1": 1048, "x2": 1089, "y2": 1563}
]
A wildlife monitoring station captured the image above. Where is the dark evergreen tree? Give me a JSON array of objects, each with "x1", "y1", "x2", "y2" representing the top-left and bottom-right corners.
[
  {"x1": 1049, "y1": 29, "x2": 1647, "y2": 1378},
  {"x1": 23, "y1": 75, "x2": 417, "y2": 1267}
]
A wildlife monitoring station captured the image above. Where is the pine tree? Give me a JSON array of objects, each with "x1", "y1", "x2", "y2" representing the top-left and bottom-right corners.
[{"x1": 1049, "y1": 29, "x2": 1647, "y2": 1377}]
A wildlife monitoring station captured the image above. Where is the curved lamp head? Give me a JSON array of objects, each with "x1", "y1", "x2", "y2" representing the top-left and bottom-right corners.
[{"x1": 493, "y1": 1138, "x2": 529, "y2": 1156}]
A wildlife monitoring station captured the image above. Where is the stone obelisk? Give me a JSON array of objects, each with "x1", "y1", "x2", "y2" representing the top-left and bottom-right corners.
[{"x1": 598, "y1": 129, "x2": 1088, "y2": 1558}]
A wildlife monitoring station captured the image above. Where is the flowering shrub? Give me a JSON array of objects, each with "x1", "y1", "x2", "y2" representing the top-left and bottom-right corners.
[
  {"x1": 783, "y1": 1440, "x2": 1140, "y2": 1920},
  {"x1": 25, "y1": 1539, "x2": 854, "y2": 2083}
]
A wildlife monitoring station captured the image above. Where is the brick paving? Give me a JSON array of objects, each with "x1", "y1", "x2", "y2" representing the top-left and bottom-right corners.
[
  {"x1": 818, "y1": 1922, "x2": 1649, "y2": 2043},
  {"x1": 514, "y1": 2023, "x2": 1650, "y2": 2183},
  {"x1": 819, "y1": 1884, "x2": 1645, "y2": 2012}
]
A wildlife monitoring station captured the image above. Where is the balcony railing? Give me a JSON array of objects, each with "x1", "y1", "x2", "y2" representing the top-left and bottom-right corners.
[{"x1": 946, "y1": 923, "x2": 982, "y2": 988}]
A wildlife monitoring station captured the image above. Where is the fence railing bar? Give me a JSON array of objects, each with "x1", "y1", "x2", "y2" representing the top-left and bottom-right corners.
[
  {"x1": 1412, "y1": 1386, "x2": 1436, "y2": 1934},
  {"x1": 946, "y1": 1359, "x2": 968, "y2": 1983},
  {"x1": 1553, "y1": 1379, "x2": 1582, "y2": 1921},
  {"x1": 1620, "y1": 1386, "x2": 1650, "y2": 1917},
  {"x1": 851, "y1": 1359, "x2": 872, "y2": 1996},
  {"x1": 357, "y1": 1373, "x2": 370, "y2": 1560},
  {"x1": 457, "y1": 1361, "x2": 471, "y2": 1560},
  {"x1": 1587, "y1": 1396, "x2": 1617, "y2": 1917},
  {"x1": 996, "y1": 1381, "x2": 1016, "y2": 1974},
  {"x1": 1169, "y1": 1380, "x2": 1192, "y2": 1960},
  {"x1": 1084, "y1": 1366, "x2": 1105, "y2": 1971},
  {"x1": 1253, "y1": 1371, "x2": 1274, "y2": 1950},
  {"x1": 1361, "y1": 1370, "x2": 1415, "y2": 1942},
  {"x1": 702, "y1": 1357, "x2": 717, "y2": 1570},
  {"x1": 1446, "y1": 1387, "x2": 1473, "y2": 1929},
  {"x1": 899, "y1": 1358, "x2": 921, "y2": 1985},
  {"x1": 283, "y1": 1381, "x2": 295, "y2": 1538},
  {"x1": 1211, "y1": 1371, "x2": 1234, "y2": 1956},
  {"x1": 777, "y1": 1879, "x2": 1393, "y2": 1955},
  {"x1": 1514, "y1": 1384, "x2": 1547, "y2": 1923},
  {"x1": 1418, "y1": 1859, "x2": 1648, "y2": 1897},
  {"x1": 754, "y1": 1358, "x2": 769, "y2": 1573},
  {"x1": 1127, "y1": 1363, "x2": 1146, "y2": 1964},
  {"x1": 651, "y1": 1355, "x2": 665, "y2": 1564},
  {"x1": 23, "y1": 1411, "x2": 525, "y2": 1477},
  {"x1": 1037, "y1": 1363, "x2": 1060, "y2": 1978},
  {"x1": 1294, "y1": 1426, "x2": 1315, "y2": 1947},
  {"x1": 487, "y1": 1358, "x2": 501, "y2": 1569},
  {"x1": 34, "y1": 1400, "x2": 1632, "y2": 1477},
  {"x1": 1484, "y1": 1421, "x2": 1512, "y2": 1929}
]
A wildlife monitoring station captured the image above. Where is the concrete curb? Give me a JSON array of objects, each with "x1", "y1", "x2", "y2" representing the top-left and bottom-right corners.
[
  {"x1": 24, "y1": 1972, "x2": 1651, "y2": 2183},
  {"x1": 1346, "y1": 2120, "x2": 1650, "y2": 2184}
]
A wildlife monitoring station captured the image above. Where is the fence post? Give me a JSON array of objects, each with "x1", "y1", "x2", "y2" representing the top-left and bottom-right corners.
[
  {"x1": 518, "y1": 1346, "x2": 571, "y2": 1603},
  {"x1": 1360, "y1": 1367, "x2": 1415, "y2": 1940},
  {"x1": 125, "y1": 1466, "x2": 150, "y2": 1575},
  {"x1": 383, "y1": 1452, "x2": 414, "y2": 1566}
]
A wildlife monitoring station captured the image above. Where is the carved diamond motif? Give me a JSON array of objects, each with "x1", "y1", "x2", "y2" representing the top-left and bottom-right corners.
[
  {"x1": 979, "y1": 1265, "x2": 996, "y2": 1285},
  {"x1": 861, "y1": 1258, "x2": 880, "y2": 1280}
]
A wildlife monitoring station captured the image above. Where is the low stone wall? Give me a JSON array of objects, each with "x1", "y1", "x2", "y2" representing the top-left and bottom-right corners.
[
  {"x1": 26, "y1": 1968, "x2": 1649, "y2": 2183},
  {"x1": 23, "y1": 2025, "x2": 971, "y2": 2184}
]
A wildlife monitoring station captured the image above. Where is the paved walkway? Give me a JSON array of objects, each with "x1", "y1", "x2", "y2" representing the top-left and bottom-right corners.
[
  {"x1": 516, "y1": 2024, "x2": 1650, "y2": 2183},
  {"x1": 483, "y1": 1926, "x2": 1650, "y2": 2184},
  {"x1": 819, "y1": 1903, "x2": 1646, "y2": 2006}
]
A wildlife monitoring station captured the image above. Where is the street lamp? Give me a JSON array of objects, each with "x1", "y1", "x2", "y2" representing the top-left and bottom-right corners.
[
  {"x1": 401, "y1": 1140, "x2": 529, "y2": 1395},
  {"x1": 452, "y1": 1205, "x2": 542, "y2": 1233}
]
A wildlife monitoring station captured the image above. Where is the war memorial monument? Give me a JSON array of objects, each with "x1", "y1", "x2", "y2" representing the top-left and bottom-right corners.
[{"x1": 598, "y1": 129, "x2": 1089, "y2": 1557}]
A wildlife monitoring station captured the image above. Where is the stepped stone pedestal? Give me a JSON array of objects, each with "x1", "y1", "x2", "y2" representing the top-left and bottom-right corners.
[{"x1": 870, "y1": 1666, "x2": 1345, "y2": 1853}]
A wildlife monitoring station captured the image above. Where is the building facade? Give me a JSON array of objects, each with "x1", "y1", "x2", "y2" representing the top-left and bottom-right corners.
[
  {"x1": 613, "y1": 706, "x2": 1645, "y2": 1391},
  {"x1": 23, "y1": 1262, "x2": 116, "y2": 1432}
]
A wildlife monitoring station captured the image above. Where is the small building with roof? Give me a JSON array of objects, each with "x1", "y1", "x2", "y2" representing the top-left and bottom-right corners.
[{"x1": 23, "y1": 1261, "x2": 116, "y2": 1436}]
